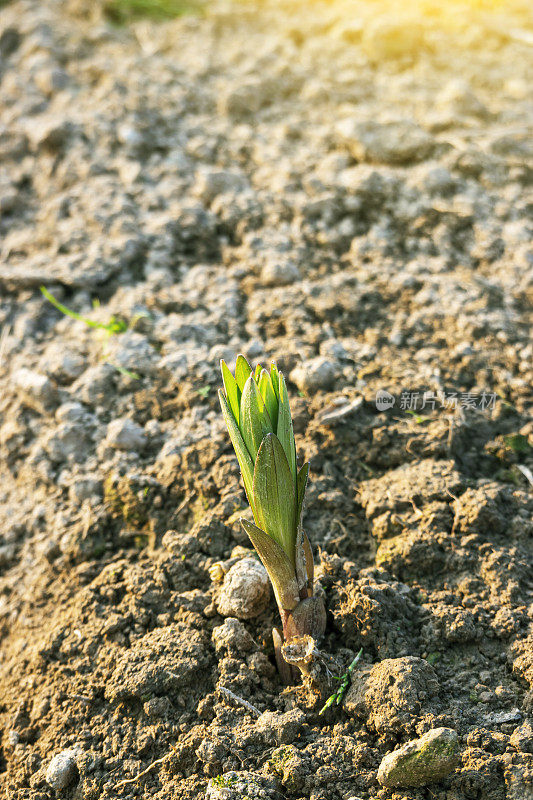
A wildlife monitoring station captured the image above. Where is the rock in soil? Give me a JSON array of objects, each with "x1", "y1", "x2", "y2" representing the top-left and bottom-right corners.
[
  {"x1": 377, "y1": 727, "x2": 460, "y2": 787},
  {"x1": 45, "y1": 748, "x2": 79, "y2": 790},
  {"x1": 216, "y1": 557, "x2": 270, "y2": 619}
]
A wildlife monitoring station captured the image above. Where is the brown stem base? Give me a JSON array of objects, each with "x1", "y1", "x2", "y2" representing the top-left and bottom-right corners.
[{"x1": 274, "y1": 596, "x2": 327, "y2": 684}]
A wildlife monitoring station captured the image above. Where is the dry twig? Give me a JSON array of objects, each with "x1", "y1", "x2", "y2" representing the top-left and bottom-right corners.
[{"x1": 218, "y1": 686, "x2": 261, "y2": 717}]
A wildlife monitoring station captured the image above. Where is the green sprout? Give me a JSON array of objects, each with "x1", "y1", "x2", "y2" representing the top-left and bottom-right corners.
[
  {"x1": 319, "y1": 648, "x2": 363, "y2": 715},
  {"x1": 103, "y1": 0, "x2": 202, "y2": 24},
  {"x1": 219, "y1": 355, "x2": 326, "y2": 681},
  {"x1": 40, "y1": 286, "x2": 140, "y2": 379}
]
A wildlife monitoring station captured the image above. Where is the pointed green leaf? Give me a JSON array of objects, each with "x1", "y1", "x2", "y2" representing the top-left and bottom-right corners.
[
  {"x1": 241, "y1": 518, "x2": 299, "y2": 610},
  {"x1": 240, "y1": 375, "x2": 273, "y2": 460},
  {"x1": 218, "y1": 389, "x2": 255, "y2": 513},
  {"x1": 235, "y1": 354, "x2": 252, "y2": 391},
  {"x1": 259, "y1": 369, "x2": 279, "y2": 434},
  {"x1": 252, "y1": 433, "x2": 296, "y2": 562},
  {"x1": 220, "y1": 360, "x2": 241, "y2": 426},
  {"x1": 254, "y1": 363, "x2": 262, "y2": 382},
  {"x1": 270, "y1": 362, "x2": 280, "y2": 400},
  {"x1": 277, "y1": 372, "x2": 297, "y2": 483},
  {"x1": 296, "y1": 462, "x2": 309, "y2": 527}
]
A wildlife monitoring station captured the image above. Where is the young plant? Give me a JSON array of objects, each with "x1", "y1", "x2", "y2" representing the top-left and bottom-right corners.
[
  {"x1": 40, "y1": 286, "x2": 141, "y2": 379},
  {"x1": 219, "y1": 355, "x2": 326, "y2": 681},
  {"x1": 318, "y1": 648, "x2": 363, "y2": 714}
]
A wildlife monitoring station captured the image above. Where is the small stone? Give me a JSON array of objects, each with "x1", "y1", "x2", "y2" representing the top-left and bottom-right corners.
[
  {"x1": 510, "y1": 722, "x2": 533, "y2": 753},
  {"x1": 212, "y1": 618, "x2": 255, "y2": 654},
  {"x1": 336, "y1": 119, "x2": 437, "y2": 165},
  {"x1": 40, "y1": 342, "x2": 86, "y2": 383},
  {"x1": 43, "y1": 422, "x2": 92, "y2": 463},
  {"x1": 423, "y1": 166, "x2": 456, "y2": 195},
  {"x1": 216, "y1": 557, "x2": 270, "y2": 620},
  {"x1": 116, "y1": 123, "x2": 144, "y2": 149},
  {"x1": 69, "y1": 476, "x2": 103, "y2": 502},
  {"x1": 219, "y1": 81, "x2": 268, "y2": 118},
  {"x1": 344, "y1": 656, "x2": 440, "y2": 735},
  {"x1": 55, "y1": 402, "x2": 86, "y2": 424},
  {"x1": 28, "y1": 117, "x2": 75, "y2": 152},
  {"x1": 105, "y1": 418, "x2": 146, "y2": 452},
  {"x1": 316, "y1": 396, "x2": 363, "y2": 426},
  {"x1": 46, "y1": 748, "x2": 79, "y2": 791},
  {"x1": 377, "y1": 727, "x2": 460, "y2": 788},
  {"x1": 71, "y1": 363, "x2": 115, "y2": 405},
  {"x1": 13, "y1": 368, "x2": 58, "y2": 410},
  {"x1": 206, "y1": 770, "x2": 278, "y2": 799},
  {"x1": 437, "y1": 79, "x2": 488, "y2": 119},
  {"x1": 261, "y1": 259, "x2": 300, "y2": 287},
  {"x1": 195, "y1": 170, "x2": 249, "y2": 204},
  {"x1": 143, "y1": 696, "x2": 171, "y2": 719},
  {"x1": 290, "y1": 357, "x2": 338, "y2": 393},
  {"x1": 256, "y1": 709, "x2": 305, "y2": 744},
  {"x1": 362, "y1": 17, "x2": 426, "y2": 60},
  {"x1": 7, "y1": 729, "x2": 19, "y2": 747},
  {"x1": 452, "y1": 341, "x2": 474, "y2": 358},
  {"x1": 0, "y1": 26, "x2": 21, "y2": 57}
]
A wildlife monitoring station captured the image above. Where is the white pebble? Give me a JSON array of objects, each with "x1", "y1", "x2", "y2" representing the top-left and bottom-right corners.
[
  {"x1": 46, "y1": 748, "x2": 79, "y2": 790},
  {"x1": 105, "y1": 418, "x2": 146, "y2": 452},
  {"x1": 217, "y1": 557, "x2": 270, "y2": 619}
]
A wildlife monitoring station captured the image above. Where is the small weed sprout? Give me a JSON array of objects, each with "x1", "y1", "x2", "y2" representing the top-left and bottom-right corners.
[
  {"x1": 103, "y1": 0, "x2": 202, "y2": 25},
  {"x1": 219, "y1": 355, "x2": 326, "y2": 681},
  {"x1": 319, "y1": 647, "x2": 363, "y2": 714},
  {"x1": 40, "y1": 286, "x2": 141, "y2": 379}
]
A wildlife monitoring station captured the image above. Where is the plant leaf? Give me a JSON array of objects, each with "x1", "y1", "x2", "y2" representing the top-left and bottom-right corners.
[
  {"x1": 296, "y1": 462, "x2": 309, "y2": 527},
  {"x1": 220, "y1": 359, "x2": 240, "y2": 425},
  {"x1": 218, "y1": 389, "x2": 255, "y2": 513},
  {"x1": 240, "y1": 375, "x2": 273, "y2": 460},
  {"x1": 241, "y1": 518, "x2": 299, "y2": 610},
  {"x1": 270, "y1": 361, "x2": 280, "y2": 400},
  {"x1": 254, "y1": 363, "x2": 262, "y2": 382},
  {"x1": 277, "y1": 372, "x2": 297, "y2": 483},
  {"x1": 235, "y1": 354, "x2": 252, "y2": 391},
  {"x1": 252, "y1": 433, "x2": 296, "y2": 562},
  {"x1": 259, "y1": 369, "x2": 279, "y2": 434}
]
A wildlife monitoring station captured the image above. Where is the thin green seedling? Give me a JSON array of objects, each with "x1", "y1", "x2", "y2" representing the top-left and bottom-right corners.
[
  {"x1": 40, "y1": 286, "x2": 140, "y2": 380},
  {"x1": 405, "y1": 409, "x2": 432, "y2": 425},
  {"x1": 41, "y1": 286, "x2": 127, "y2": 334},
  {"x1": 319, "y1": 648, "x2": 363, "y2": 715},
  {"x1": 104, "y1": 0, "x2": 203, "y2": 24}
]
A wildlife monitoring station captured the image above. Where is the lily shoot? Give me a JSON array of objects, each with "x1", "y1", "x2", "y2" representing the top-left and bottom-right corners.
[{"x1": 219, "y1": 355, "x2": 326, "y2": 681}]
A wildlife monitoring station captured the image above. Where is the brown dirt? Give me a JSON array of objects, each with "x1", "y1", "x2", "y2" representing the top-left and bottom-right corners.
[{"x1": 0, "y1": 0, "x2": 532, "y2": 799}]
